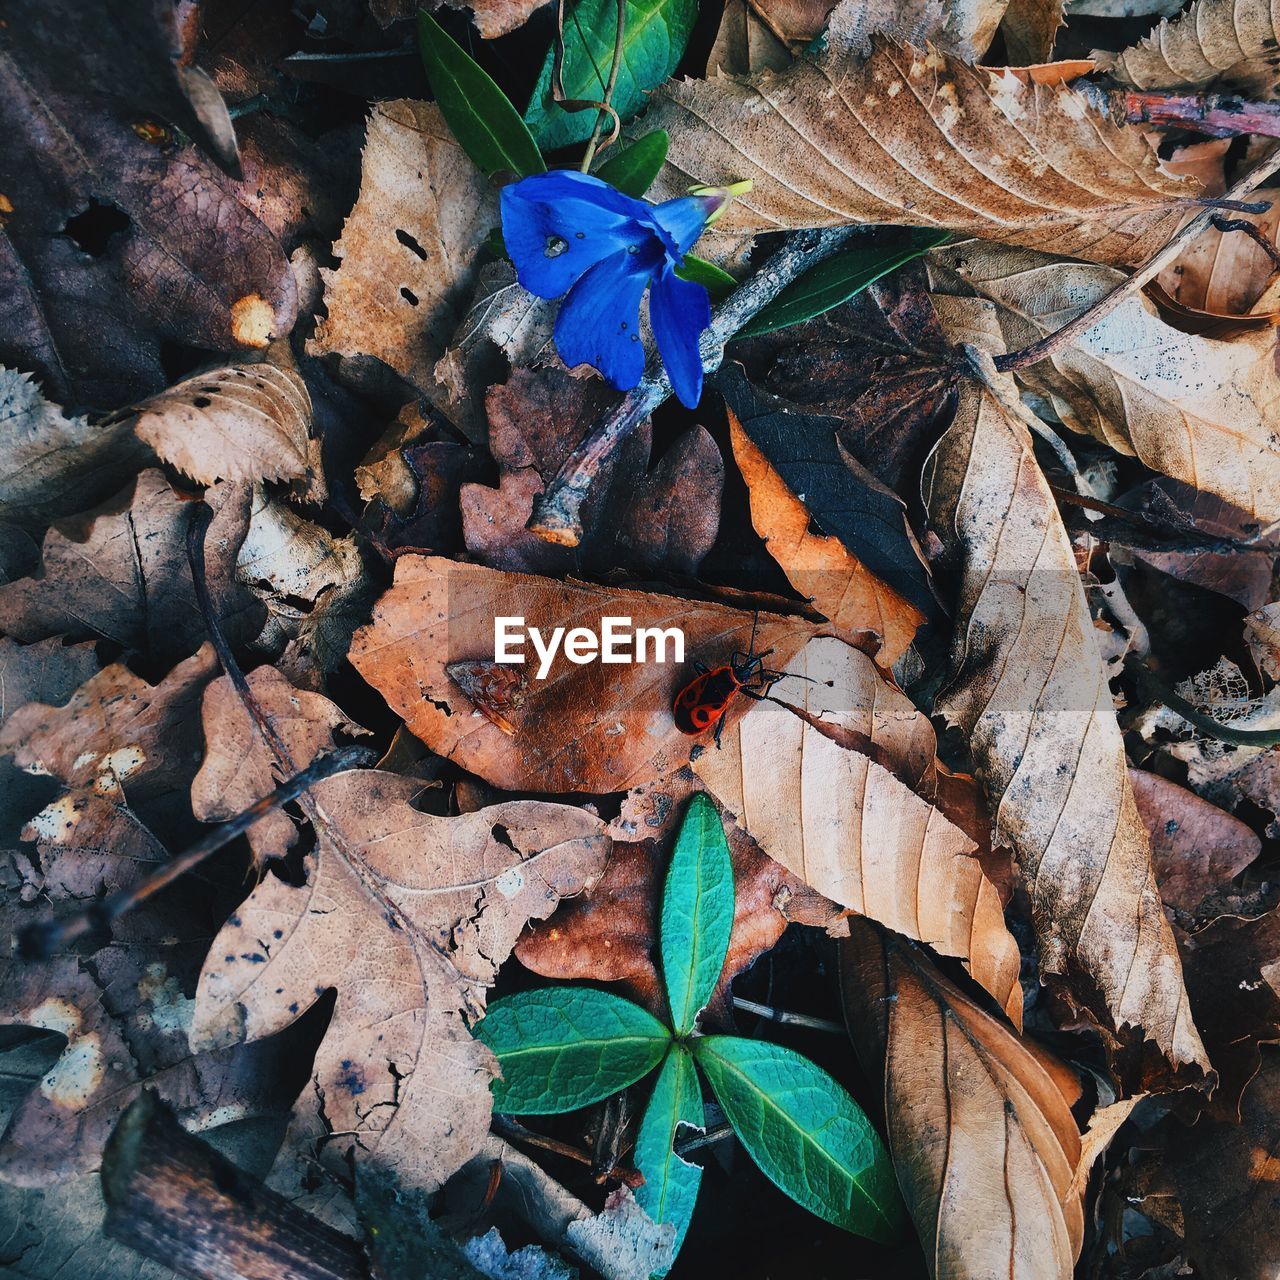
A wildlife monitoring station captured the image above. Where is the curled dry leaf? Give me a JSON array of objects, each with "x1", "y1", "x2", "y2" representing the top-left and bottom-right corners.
[
  {"x1": 428, "y1": 0, "x2": 552, "y2": 38},
  {"x1": 924, "y1": 375, "x2": 1208, "y2": 1079},
  {"x1": 695, "y1": 636, "x2": 1023, "y2": 1024},
  {"x1": 0, "y1": 367, "x2": 150, "y2": 530},
  {"x1": 190, "y1": 769, "x2": 609, "y2": 1197},
  {"x1": 348, "y1": 555, "x2": 818, "y2": 793},
  {"x1": 841, "y1": 922, "x2": 1090, "y2": 1280},
  {"x1": 1096, "y1": 0, "x2": 1280, "y2": 93},
  {"x1": 0, "y1": 472, "x2": 262, "y2": 663},
  {"x1": 191, "y1": 667, "x2": 368, "y2": 864},
  {"x1": 132, "y1": 361, "x2": 320, "y2": 491},
  {"x1": 644, "y1": 25, "x2": 1196, "y2": 267},
  {"x1": 927, "y1": 240, "x2": 1280, "y2": 528},
  {"x1": 309, "y1": 102, "x2": 492, "y2": 402}
]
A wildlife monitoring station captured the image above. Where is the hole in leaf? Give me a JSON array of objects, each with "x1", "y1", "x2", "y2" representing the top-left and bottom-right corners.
[
  {"x1": 400, "y1": 287, "x2": 419, "y2": 306},
  {"x1": 396, "y1": 228, "x2": 428, "y2": 260},
  {"x1": 61, "y1": 199, "x2": 130, "y2": 257}
]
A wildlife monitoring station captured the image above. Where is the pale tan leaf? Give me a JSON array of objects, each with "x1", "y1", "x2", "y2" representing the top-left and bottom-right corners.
[
  {"x1": 309, "y1": 102, "x2": 492, "y2": 395},
  {"x1": 696, "y1": 637, "x2": 1023, "y2": 1023},
  {"x1": 1097, "y1": 0, "x2": 1280, "y2": 93},
  {"x1": 191, "y1": 668, "x2": 368, "y2": 863},
  {"x1": 926, "y1": 240, "x2": 1280, "y2": 525},
  {"x1": 1000, "y1": 0, "x2": 1065, "y2": 64},
  {"x1": 923, "y1": 376, "x2": 1208, "y2": 1076},
  {"x1": 645, "y1": 30, "x2": 1197, "y2": 267},
  {"x1": 191, "y1": 770, "x2": 608, "y2": 1196},
  {"x1": 349, "y1": 555, "x2": 818, "y2": 794},
  {"x1": 132, "y1": 361, "x2": 318, "y2": 489},
  {"x1": 842, "y1": 922, "x2": 1085, "y2": 1279}
]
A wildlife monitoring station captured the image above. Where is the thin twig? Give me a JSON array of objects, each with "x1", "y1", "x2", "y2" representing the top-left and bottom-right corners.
[
  {"x1": 1126, "y1": 657, "x2": 1280, "y2": 747},
  {"x1": 1121, "y1": 88, "x2": 1280, "y2": 141},
  {"x1": 731, "y1": 996, "x2": 845, "y2": 1034},
  {"x1": 18, "y1": 745, "x2": 373, "y2": 960},
  {"x1": 527, "y1": 224, "x2": 865, "y2": 545},
  {"x1": 674, "y1": 1123, "x2": 733, "y2": 1158},
  {"x1": 491, "y1": 1116, "x2": 593, "y2": 1167},
  {"x1": 994, "y1": 147, "x2": 1280, "y2": 373},
  {"x1": 551, "y1": 0, "x2": 620, "y2": 163},
  {"x1": 580, "y1": 0, "x2": 626, "y2": 171}
]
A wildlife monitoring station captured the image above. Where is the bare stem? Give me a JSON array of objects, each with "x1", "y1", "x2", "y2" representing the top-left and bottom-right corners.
[
  {"x1": 731, "y1": 996, "x2": 846, "y2": 1034},
  {"x1": 581, "y1": 0, "x2": 627, "y2": 172},
  {"x1": 527, "y1": 224, "x2": 865, "y2": 545}
]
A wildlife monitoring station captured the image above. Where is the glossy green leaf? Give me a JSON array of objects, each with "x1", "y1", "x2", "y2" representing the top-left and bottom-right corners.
[
  {"x1": 476, "y1": 988, "x2": 669, "y2": 1114},
  {"x1": 692, "y1": 1036, "x2": 905, "y2": 1242},
  {"x1": 676, "y1": 254, "x2": 736, "y2": 301},
  {"x1": 634, "y1": 1045, "x2": 703, "y2": 1270},
  {"x1": 735, "y1": 229, "x2": 951, "y2": 338},
  {"x1": 661, "y1": 793, "x2": 733, "y2": 1035},
  {"x1": 593, "y1": 131, "x2": 669, "y2": 197},
  {"x1": 418, "y1": 10, "x2": 545, "y2": 178},
  {"x1": 524, "y1": 0, "x2": 697, "y2": 151}
]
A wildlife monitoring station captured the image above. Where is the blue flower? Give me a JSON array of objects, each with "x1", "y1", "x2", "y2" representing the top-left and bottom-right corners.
[{"x1": 499, "y1": 170, "x2": 731, "y2": 409}]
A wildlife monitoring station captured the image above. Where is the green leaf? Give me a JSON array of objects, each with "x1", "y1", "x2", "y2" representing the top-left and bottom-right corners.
[
  {"x1": 634, "y1": 1045, "x2": 703, "y2": 1269},
  {"x1": 676, "y1": 254, "x2": 736, "y2": 302},
  {"x1": 593, "y1": 131, "x2": 669, "y2": 197},
  {"x1": 418, "y1": 9, "x2": 545, "y2": 178},
  {"x1": 476, "y1": 988, "x2": 670, "y2": 1114},
  {"x1": 735, "y1": 229, "x2": 951, "y2": 339},
  {"x1": 692, "y1": 1036, "x2": 905, "y2": 1242},
  {"x1": 661, "y1": 794, "x2": 733, "y2": 1035},
  {"x1": 524, "y1": 0, "x2": 697, "y2": 151}
]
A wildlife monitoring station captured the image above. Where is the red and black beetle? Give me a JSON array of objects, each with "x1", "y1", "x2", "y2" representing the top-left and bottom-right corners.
[{"x1": 672, "y1": 647, "x2": 784, "y2": 747}]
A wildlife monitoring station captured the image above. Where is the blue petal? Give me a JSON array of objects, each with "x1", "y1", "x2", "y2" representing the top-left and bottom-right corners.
[
  {"x1": 649, "y1": 265, "x2": 710, "y2": 408},
  {"x1": 554, "y1": 249, "x2": 652, "y2": 392},
  {"x1": 501, "y1": 171, "x2": 655, "y2": 299},
  {"x1": 651, "y1": 195, "x2": 715, "y2": 260}
]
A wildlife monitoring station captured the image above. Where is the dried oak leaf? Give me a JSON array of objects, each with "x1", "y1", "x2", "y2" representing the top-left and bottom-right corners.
[
  {"x1": 191, "y1": 667, "x2": 368, "y2": 865},
  {"x1": 0, "y1": 368, "x2": 151, "y2": 530},
  {"x1": 0, "y1": 472, "x2": 262, "y2": 663},
  {"x1": 1096, "y1": 0, "x2": 1280, "y2": 93},
  {"x1": 841, "y1": 922, "x2": 1094, "y2": 1280},
  {"x1": 425, "y1": 0, "x2": 551, "y2": 38},
  {"x1": 190, "y1": 770, "x2": 609, "y2": 1197},
  {"x1": 727, "y1": 405, "x2": 923, "y2": 669},
  {"x1": 643, "y1": 23, "x2": 1196, "y2": 268},
  {"x1": 0, "y1": 788, "x2": 296, "y2": 1186},
  {"x1": 924, "y1": 374, "x2": 1207, "y2": 1080},
  {"x1": 926, "y1": 240, "x2": 1280, "y2": 526},
  {"x1": 462, "y1": 368, "x2": 722, "y2": 578},
  {"x1": 309, "y1": 102, "x2": 492, "y2": 403},
  {"x1": 131, "y1": 360, "x2": 321, "y2": 491},
  {"x1": 695, "y1": 635, "x2": 1020, "y2": 1023},
  {"x1": 348, "y1": 555, "x2": 819, "y2": 794}
]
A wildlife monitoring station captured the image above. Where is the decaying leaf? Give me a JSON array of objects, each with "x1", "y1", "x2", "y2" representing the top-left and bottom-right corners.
[
  {"x1": 349, "y1": 555, "x2": 818, "y2": 793},
  {"x1": 842, "y1": 922, "x2": 1092, "y2": 1280},
  {"x1": 645, "y1": 23, "x2": 1197, "y2": 267},
  {"x1": 131, "y1": 361, "x2": 320, "y2": 491},
  {"x1": 927, "y1": 241, "x2": 1280, "y2": 524},
  {"x1": 924, "y1": 374, "x2": 1208, "y2": 1078},
  {"x1": 191, "y1": 667, "x2": 368, "y2": 864},
  {"x1": 696, "y1": 637, "x2": 1023, "y2": 1023},
  {"x1": 0, "y1": 368, "x2": 150, "y2": 530},
  {"x1": 429, "y1": 0, "x2": 552, "y2": 37},
  {"x1": 191, "y1": 770, "x2": 609, "y2": 1196},
  {"x1": 310, "y1": 102, "x2": 493, "y2": 399}
]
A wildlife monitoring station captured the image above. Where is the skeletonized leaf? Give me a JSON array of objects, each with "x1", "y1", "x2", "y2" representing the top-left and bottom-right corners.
[
  {"x1": 841, "y1": 922, "x2": 1089, "y2": 1279},
  {"x1": 695, "y1": 636, "x2": 1023, "y2": 1024},
  {"x1": 923, "y1": 375, "x2": 1207, "y2": 1078},
  {"x1": 645, "y1": 26, "x2": 1196, "y2": 268},
  {"x1": 927, "y1": 241, "x2": 1280, "y2": 525},
  {"x1": 132, "y1": 362, "x2": 318, "y2": 489},
  {"x1": 191, "y1": 770, "x2": 610, "y2": 1196},
  {"x1": 1096, "y1": 0, "x2": 1280, "y2": 92}
]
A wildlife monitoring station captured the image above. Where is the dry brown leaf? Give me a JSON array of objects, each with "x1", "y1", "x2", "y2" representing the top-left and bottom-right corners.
[
  {"x1": 191, "y1": 667, "x2": 367, "y2": 864},
  {"x1": 1097, "y1": 0, "x2": 1280, "y2": 93},
  {"x1": 728, "y1": 407, "x2": 922, "y2": 667},
  {"x1": 0, "y1": 471, "x2": 261, "y2": 662},
  {"x1": 999, "y1": 0, "x2": 1065, "y2": 63},
  {"x1": 309, "y1": 102, "x2": 492, "y2": 399},
  {"x1": 645, "y1": 27, "x2": 1197, "y2": 267},
  {"x1": 696, "y1": 636, "x2": 1023, "y2": 1023},
  {"x1": 841, "y1": 922, "x2": 1087, "y2": 1279},
  {"x1": 926, "y1": 240, "x2": 1280, "y2": 526},
  {"x1": 348, "y1": 555, "x2": 818, "y2": 794},
  {"x1": 190, "y1": 769, "x2": 609, "y2": 1197},
  {"x1": 132, "y1": 361, "x2": 320, "y2": 491},
  {"x1": 414, "y1": 0, "x2": 548, "y2": 37},
  {"x1": 923, "y1": 374, "x2": 1207, "y2": 1078}
]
